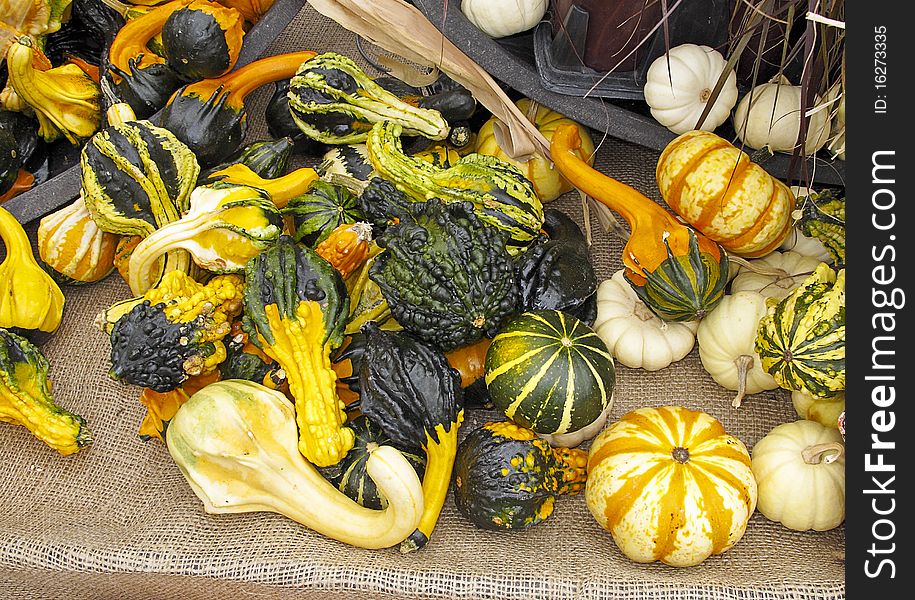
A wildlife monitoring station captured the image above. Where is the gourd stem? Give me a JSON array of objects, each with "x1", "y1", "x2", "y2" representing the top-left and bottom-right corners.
[
  {"x1": 802, "y1": 441, "x2": 845, "y2": 464},
  {"x1": 731, "y1": 354, "x2": 753, "y2": 408},
  {"x1": 729, "y1": 255, "x2": 794, "y2": 279}
]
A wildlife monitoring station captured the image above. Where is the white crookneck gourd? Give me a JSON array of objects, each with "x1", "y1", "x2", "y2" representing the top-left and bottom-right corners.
[
  {"x1": 730, "y1": 250, "x2": 821, "y2": 301},
  {"x1": 166, "y1": 380, "x2": 424, "y2": 549},
  {"x1": 643, "y1": 43, "x2": 738, "y2": 135},
  {"x1": 593, "y1": 270, "x2": 698, "y2": 371},
  {"x1": 697, "y1": 291, "x2": 778, "y2": 407}
]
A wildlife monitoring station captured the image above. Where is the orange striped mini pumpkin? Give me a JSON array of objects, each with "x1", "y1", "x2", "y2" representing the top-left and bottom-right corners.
[
  {"x1": 37, "y1": 195, "x2": 119, "y2": 284},
  {"x1": 585, "y1": 405, "x2": 757, "y2": 567},
  {"x1": 656, "y1": 130, "x2": 795, "y2": 258}
]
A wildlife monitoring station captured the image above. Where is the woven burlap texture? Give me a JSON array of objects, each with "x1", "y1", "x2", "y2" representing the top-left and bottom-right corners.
[{"x1": 0, "y1": 5, "x2": 844, "y2": 599}]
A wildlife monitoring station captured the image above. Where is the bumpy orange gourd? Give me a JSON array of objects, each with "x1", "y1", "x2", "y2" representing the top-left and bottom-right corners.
[
  {"x1": 586, "y1": 405, "x2": 757, "y2": 567},
  {"x1": 656, "y1": 130, "x2": 795, "y2": 257},
  {"x1": 315, "y1": 222, "x2": 373, "y2": 279}
]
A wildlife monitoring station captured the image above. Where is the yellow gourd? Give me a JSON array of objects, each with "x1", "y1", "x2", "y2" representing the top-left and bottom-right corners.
[{"x1": 37, "y1": 195, "x2": 120, "y2": 284}]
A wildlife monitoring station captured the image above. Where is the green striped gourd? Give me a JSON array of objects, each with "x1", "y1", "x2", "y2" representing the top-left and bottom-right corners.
[
  {"x1": 755, "y1": 263, "x2": 845, "y2": 397},
  {"x1": 366, "y1": 120, "x2": 544, "y2": 255},
  {"x1": 484, "y1": 310, "x2": 616, "y2": 447}
]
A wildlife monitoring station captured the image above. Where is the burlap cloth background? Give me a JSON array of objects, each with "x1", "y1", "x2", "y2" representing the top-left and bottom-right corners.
[{"x1": 0, "y1": 5, "x2": 845, "y2": 599}]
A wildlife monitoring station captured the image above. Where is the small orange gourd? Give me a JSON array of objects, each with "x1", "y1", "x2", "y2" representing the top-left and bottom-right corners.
[
  {"x1": 656, "y1": 130, "x2": 795, "y2": 257},
  {"x1": 315, "y1": 222, "x2": 373, "y2": 278},
  {"x1": 37, "y1": 196, "x2": 120, "y2": 284}
]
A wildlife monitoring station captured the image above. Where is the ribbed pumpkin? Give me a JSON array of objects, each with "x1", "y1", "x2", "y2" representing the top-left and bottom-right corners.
[
  {"x1": 37, "y1": 195, "x2": 119, "y2": 284},
  {"x1": 283, "y1": 181, "x2": 365, "y2": 247},
  {"x1": 586, "y1": 406, "x2": 757, "y2": 567},
  {"x1": 656, "y1": 130, "x2": 795, "y2": 257},
  {"x1": 475, "y1": 98, "x2": 594, "y2": 202},
  {"x1": 756, "y1": 263, "x2": 845, "y2": 397},
  {"x1": 484, "y1": 310, "x2": 615, "y2": 447},
  {"x1": 315, "y1": 222, "x2": 373, "y2": 279}
]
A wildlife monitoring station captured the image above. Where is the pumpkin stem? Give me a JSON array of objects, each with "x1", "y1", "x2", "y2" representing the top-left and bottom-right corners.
[
  {"x1": 671, "y1": 447, "x2": 690, "y2": 463},
  {"x1": 731, "y1": 354, "x2": 753, "y2": 408},
  {"x1": 729, "y1": 255, "x2": 792, "y2": 279},
  {"x1": 801, "y1": 441, "x2": 845, "y2": 464}
]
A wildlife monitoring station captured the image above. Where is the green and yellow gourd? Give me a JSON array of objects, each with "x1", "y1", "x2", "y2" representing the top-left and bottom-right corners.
[
  {"x1": 792, "y1": 190, "x2": 846, "y2": 267},
  {"x1": 484, "y1": 310, "x2": 616, "y2": 447},
  {"x1": 80, "y1": 99, "x2": 200, "y2": 288},
  {"x1": 286, "y1": 52, "x2": 450, "y2": 145},
  {"x1": 198, "y1": 136, "x2": 296, "y2": 183},
  {"x1": 283, "y1": 180, "x2": 366, "y2": 246},
  {"x1": 366, "y1": 120, "x2": 544, "y2": 255},
  {"x1": 756, "y1": 263, "x2": 845, "y2": 397},
  {"x1": 242, "y1": 237, "x2": 353, "y2": 468},
  {"x1": 453, "y1": 421, "x2": 587, "y2": 531},
  {"x1": 0, "y1": 329, "x2": 92, "y2": 456}
]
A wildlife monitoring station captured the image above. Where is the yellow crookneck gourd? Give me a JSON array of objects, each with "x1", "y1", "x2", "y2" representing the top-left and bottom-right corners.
[{"x1": 0, "y1": 205, "x2": 65, "y2": 335}]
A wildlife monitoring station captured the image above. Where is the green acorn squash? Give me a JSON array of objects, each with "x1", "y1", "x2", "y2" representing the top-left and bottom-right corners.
[
  {"x1": 756, "y1": 263, "x2": 845, "y2": 398},
  {"x1": 319, "y1": 415, "x2": 426, "y2": 510},
  {"x1": 370, "y1": 198, "x2": 519, "y2": 353},
  {"x1": 484, "y1": 310, "x2": 616, "y2": 447},
  {"x1": 453, "y1": 421, "x2": 587, "y2": 531},
  {"x1": 283, "y1": 180, "x2": 365, "y2": 247}
]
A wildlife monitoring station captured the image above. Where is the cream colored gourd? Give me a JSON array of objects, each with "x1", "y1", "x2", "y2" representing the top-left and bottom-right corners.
[
  {"x1": 825, "y1": 81, "x2": 845, "y2": 160},
  {"x1": 751, "y1": 419, "x2": 845, "y2": 531},
  {"x1": 792, "y1": 390, "x2": 846, "y2": 429},
  {"x1": 593, "y1": 270, "x2": 698, "y2": 371},
  {"x1": 697, "y1": 291, "x2": 778, "y2": 407},
  {"x1": 460, "y1": 0, "x2": 548, "y2": 38},
  {"x1": 166, "y1": 380, "x2": 424, "y2": 549},
  {"x1": 37, "y1": 194, "x2": 119, "y2": 283},
  {"x1": 779, "y1": 186, "x2": 833, "y2": 263},
  {"x1": 733, "y1": 76, "x2": 832, "y2": 155},
  {"x1": 643, "y1": 43, "x2": 738, "y2": 134},
  {"x1": 586, "y1": 406, "x2": 757, "y2": 567},
  {"x1": 730, "y1": 250, "x2": 821, "y2": 301}
]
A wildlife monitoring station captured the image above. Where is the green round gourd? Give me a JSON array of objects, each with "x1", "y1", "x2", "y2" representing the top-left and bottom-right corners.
[
  {"x1": 319, "y1": 415, "x2": 426, "y2": 509},
  {"x1": 283, "y1": 180, "x2": 366, "y2": 247},
  {"x1": 484, "y1": 310, "x2": 616, "y2": 447},
  {"x1": 453, "y1": 421, "x2": 587, "y2": 531}
]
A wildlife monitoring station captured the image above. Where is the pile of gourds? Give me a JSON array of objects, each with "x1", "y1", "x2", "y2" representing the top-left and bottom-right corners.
[{"x1": 1, "y1": 22, "x2": 846, "y2": 570}]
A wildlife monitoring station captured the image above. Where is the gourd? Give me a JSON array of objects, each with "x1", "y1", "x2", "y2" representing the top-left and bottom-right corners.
[
  {"x1": 733, "y1": 76, "x2": 832, "y2": 155},
  {"x1": 283, "y1": 180, "x2": 365, "y2": 246},
  {"x1": 730, "y1": 250, "x2": 821, "y2": 301},
  {"x1": 656, "y1": 129, "x2": 796, "y2": 257},
  {"x1": 551, "y1": 124, "x2": 728, "y2": 321},
  {"x1": 159, "y1": 51, "x2": 317, "y2": 166},
  {"x1": 242, "y1": 236, "x2": 353, "y2": 468},
  {"x1": 515, "y1": 208, "x2": 598, "y2": 324},
  {"x1": 484, "y1": 309, "x2": 615, "y2": 447},
  {"x1": 779, "y1": 186, "x2": 831, "y2": 263},
  {"x1": 643, "y1": 44, "x2": 738, "y2": 135},
  {"x1": 105, "y1": 0, "x2": 187, "y2": 118},
  {"x1": 358, "y1": 322, "x2": 464, "y2": 553},
  {"x1": 0, "y1": 205, "x2": 66, "y2": 336},
  {"x1": 0, "y1": 328, "x2": 92, "y2": 455},
  {"x1": 782, "y1": 188, "x2": 846, "y2": 267},
  {"x1": 0, "y1": 111, "x2": 39, "y2": 197},
  {"x1": 594, "y1": 269, "x2": 698, "y2": 371},
  {"x1": 160, "y1": 0, "x2": 245, "y2": 81},
  {"x1": 751, "y1": 419, "x2": 845, "y2": 531},
  {"x1": 341, "y1": 247, "x2": 398, "y2": 336},
  {"x1": 445, "y1": 337, "x2": 492, "y2": 389},
  {"x1": 37, "y1": 195, "x2": 120, "y2": 284},
  {"x1": 453, "y1": 421, "x2": 587, "y2": 531},
  {"x1": 106, "y1": 270, "x2": 245, "y2": 392},
  {"x1": 366, "y1": 120, "x2": 545, "y2": 255},
  {"x1": 4, "y1": 36, "x2": 101, "y2": 144},
  {"x1": 287, "y1": 52, "x2": 449, "y2": 145},
  {"x1": 315, "y1": 222, "x2": 373, "y2": 279},
  {"x1": 126, "y1": 183, "x2": 284, "y2": 294},
  {"x1": 203, "y1": 164, "x2": 318, "y2": 209},
  {"x1": 264, "y1": 80, "x2": 328, "y2": 154},
  {"x1": 316, "y1": 144, "x2": 375, "y2": 184},
  {"x1": 756, "y1": 263, "x2": 845, "y2": 397},
  {"x1": 586, "y1": 406, "x2": 757, "y2": 567},
  {"x1": 369, "y1": 198, "x2": 519, "y2": 353},
  {"x1": 166, "y1": 379, "x2": 424, "y2": 549},
  {"x1": 217, "y1": 0, "x2": 275, "y2": 23},
  {"x1": 219, "y1": 322, "x2": 287, "y2": 392},
  {"x1": 460, "y1": 0, "x2": 548, "y2": 38},
  {"x1": 199, "y1": 136, "x2": 295, "y2": 183},
  {"x1": 792, "y1": 390, "x2": 845, "y2": 429},
  {"x1": 697, "y1": 291, "x2": 778, "y2": 407},
  {"x1": 319, "y1": 415, "x2": 426, "y2": 510},
  {"x1": 475, "y1": 98, "x2": 594, "y2": 202}
]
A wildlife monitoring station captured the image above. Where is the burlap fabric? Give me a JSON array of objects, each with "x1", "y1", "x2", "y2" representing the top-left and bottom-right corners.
[{"x1": 0, "y1": 5, "x2": 845, "y2": 599}]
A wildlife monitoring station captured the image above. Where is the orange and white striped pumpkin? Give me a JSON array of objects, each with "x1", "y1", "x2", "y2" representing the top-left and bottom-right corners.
[
  {"x1": 37, "y1": 195, "x2": 119, "y2": 283},
  {"x1": 656, "y1": 130, "x2": 795, "y2": 258},
  {"x1": 585, "y1": 406, "x2": 757, "y2": 567}
]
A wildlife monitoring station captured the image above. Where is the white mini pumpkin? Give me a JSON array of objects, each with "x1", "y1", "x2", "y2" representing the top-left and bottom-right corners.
[
  {"x1": 643, "y1": 43, "x2": 738, "y2": 134},
  {"x1": 697, "y1": 291, "x2": 778, "y2": 407},
  {"x1": 461, "y1": 0, "x2": 548, "y2": 38},
  {"x1": 733, "y1": 76, "x2": 832, "y2": 155},
  {"x1": 730, "y1": 250, "x2": 821, "y2": 301},
  {"x1": 752, "y1": 419, "x2": 845, "y2": 531},
  {"x1": 792, "y1": 390, "x2": 845, "y2": 429},
  {"x1": 593, "y1": 270, "x2": 698, "y2": 371}
]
